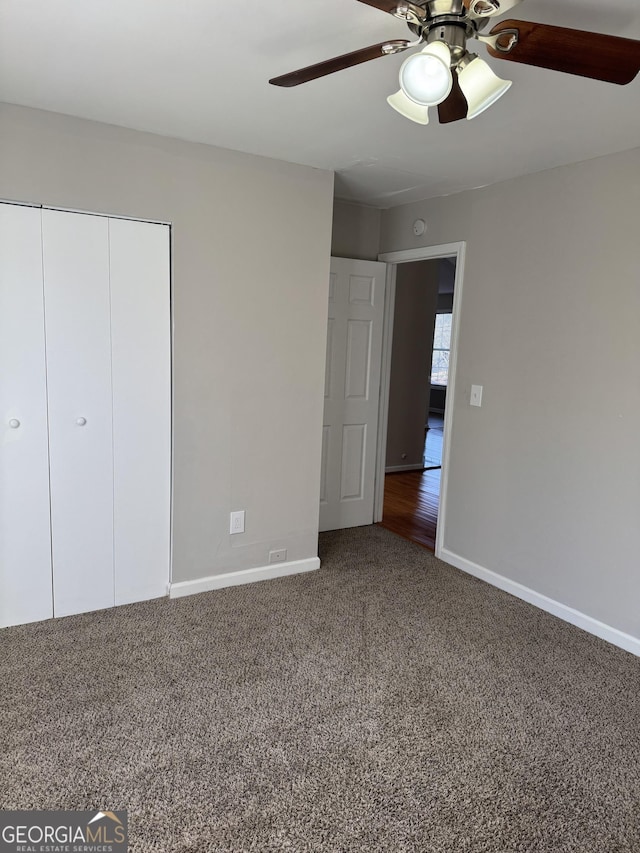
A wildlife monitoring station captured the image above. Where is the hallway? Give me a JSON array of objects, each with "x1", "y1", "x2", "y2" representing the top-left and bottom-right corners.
[
  {"x1": 379, "y1": 467, "x2": 440, "y2": 551},
  {"x1": 379, "y1": 413, "x2": 443, "y2": 551}
]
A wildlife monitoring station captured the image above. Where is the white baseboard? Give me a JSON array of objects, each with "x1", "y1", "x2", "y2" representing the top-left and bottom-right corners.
[
  {"x1": 169, "y1": 557, "x2": 320, "y2": 600},
  {"x1": 386, "y1": 463, "x2": 425, "y2": 474},
  {"x1": 439, "y1": 548, "x2": 640, "y2": 658}
]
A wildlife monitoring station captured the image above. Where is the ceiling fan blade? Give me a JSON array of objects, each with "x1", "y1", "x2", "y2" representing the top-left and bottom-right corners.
[
  {"x1": 463, "y1": 0, "x2": 523, "y2": 18},
  {"x1": 438, "y1": 75, "x2": 469, "y2": 123},
  {"x1": 269, "y1": 40, "x2": 410, "y2": 87},
  {"x1": 356, "y1": 0, "x2": 403, "y2": 14},
  {"x1": 486, "y1": 19, "x2": 640, "y2": 85}
]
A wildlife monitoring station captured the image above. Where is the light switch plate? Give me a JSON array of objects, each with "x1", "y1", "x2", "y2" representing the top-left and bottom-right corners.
[{"x1": 470, "y1": 385, "x2": 483, "y2": 407}]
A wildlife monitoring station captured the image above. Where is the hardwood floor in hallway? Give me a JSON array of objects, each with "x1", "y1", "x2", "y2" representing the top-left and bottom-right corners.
[
  {"x1": 378, "y1": 412, "x2": 443, "y2": 550},
  {"x1": 379, "y1": 467, "x2": 441, "y2": 551}
]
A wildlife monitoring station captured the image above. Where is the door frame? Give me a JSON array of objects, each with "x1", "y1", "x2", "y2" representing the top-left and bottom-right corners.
[{"x1": 374, "y1": 242, "x2": 466, "y2": 558}]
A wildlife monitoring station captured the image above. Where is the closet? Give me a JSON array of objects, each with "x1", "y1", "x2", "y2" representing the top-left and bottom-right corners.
[{"x1": 0, "y1": 202, "x2": 171, "y2": 628}]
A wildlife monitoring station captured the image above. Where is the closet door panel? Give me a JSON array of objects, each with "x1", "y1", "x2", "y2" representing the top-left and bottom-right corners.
[
  {"x1": 109, "y1": 218, "x2": 171, "y2": 604},
  {"x1": 0, "y1": 204, "x2": 53, "y2": 627},
  {"x1": 42, "y1": 209, "x2": 114, "y2": 618}
]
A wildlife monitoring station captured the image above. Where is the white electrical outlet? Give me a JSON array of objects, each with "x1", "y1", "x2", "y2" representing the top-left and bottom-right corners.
[
  {"x1": 230, "y1": 510, "x2": 245, "y2": 534},
  {"x1": 269, "y1": 549, "x2": 287, "y2": 564}
]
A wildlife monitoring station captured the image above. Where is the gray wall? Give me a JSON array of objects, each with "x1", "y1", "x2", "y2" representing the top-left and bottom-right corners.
[
  {"x1": 381, "y1": 147, "x2": 640, "y2": 640},
  {"x1": 0, "y1": 103, "x2": 334, "y2": 585},
  {"x1": 386, "y1": 260, "x2": 439, "y2": 470},
  {"x1": 331, "y1": 200, "x2": 381, "y2": 260}
]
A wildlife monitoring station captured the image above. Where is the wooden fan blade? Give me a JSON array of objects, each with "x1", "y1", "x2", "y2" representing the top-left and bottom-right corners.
[
  {"x1": 269, "y1": 40, "x2": 409, "y2": 87},
  {"x1": 356, "y1": 0, "x2": 403, "y2": 14},
  {"x1": 487, "y1": 19, "x2": 640, "y2": 85},
  {"x1": 438, "y1": 76, "x2": 469, "y2": 123}
]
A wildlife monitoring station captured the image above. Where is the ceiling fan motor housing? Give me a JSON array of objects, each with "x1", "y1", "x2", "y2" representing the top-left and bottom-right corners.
[
  {"x1": 425, "y1": 0, "x2": 466, "y2": 16},
  {"x1": 425, "y1": 21, "x2": 470, "y2": 62},
  {"x1": 407, "y1": 2, "x2": 481, "y2": 65}
]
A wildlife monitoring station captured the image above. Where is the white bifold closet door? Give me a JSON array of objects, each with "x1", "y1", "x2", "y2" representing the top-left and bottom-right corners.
[
  {"x1": 0, "y1": 205, "x2": 54, "y2": 627},
  {"x1": 43, "y1": 210, "x2": 115, "y2": 618},
  {"x1": 42, "y1": 211, "x2": 171, "y2": 617},
  {"x1": 0, "y1": 202, "x2": 170, "y2": 627},
  {"x1": 109, "y1": 217, "x2": 171, "y2": 607}
]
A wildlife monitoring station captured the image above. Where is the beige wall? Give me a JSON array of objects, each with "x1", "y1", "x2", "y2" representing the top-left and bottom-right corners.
[
  {"x1": 386, "y1": 260, "x2": 439, "y2": 470},
  {"x1": 381, "y1": 147, "x2": 640, "y2": 640},
  {"x1": 0, "y1": 103, "x2": 334, "y2": 585},
  {"x1": 331, "y1": 200, "x2": 381, "y2": 261}
]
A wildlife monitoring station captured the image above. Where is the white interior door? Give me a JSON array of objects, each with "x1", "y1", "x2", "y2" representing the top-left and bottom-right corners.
[
  {"x1": 0, "y1": 204, "x2": 53, "y2": 627},
  {"x1": 109, "y1": 217, "x2": 171, "y2": 604},
  {"x1": 42, "y1": 209, "x2": 115, "y2": 618},
  {"x1": 319, "y1": 257, "x2": 386, "y2": 531}
]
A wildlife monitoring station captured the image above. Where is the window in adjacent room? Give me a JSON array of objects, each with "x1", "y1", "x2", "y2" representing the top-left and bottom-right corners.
[{"x1": 430, "y1": 312, "x2": 452, "y2": 386}]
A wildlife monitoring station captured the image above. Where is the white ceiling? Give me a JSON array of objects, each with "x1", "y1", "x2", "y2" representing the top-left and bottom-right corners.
[{"x1": 1, "y1": 0, "x2": 639, "y2": 207}]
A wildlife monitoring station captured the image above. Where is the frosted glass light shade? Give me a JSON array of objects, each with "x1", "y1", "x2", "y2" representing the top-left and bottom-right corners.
[
  {"x1": 387, "y1": 89, "x2": 430, "y2": 124},
  {"x1": 399, "y1": 42, "x2": 453, "y2": 107},
  {"x1": 458, "y1": 56, "x2": 512, "y2": 119}
]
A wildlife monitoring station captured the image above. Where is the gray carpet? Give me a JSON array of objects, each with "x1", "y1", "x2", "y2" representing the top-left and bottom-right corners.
[{"x1": 1, "y1": 525, "x2": 639, "y2": 852}]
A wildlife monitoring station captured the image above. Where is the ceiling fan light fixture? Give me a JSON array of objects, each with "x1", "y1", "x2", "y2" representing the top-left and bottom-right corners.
[
  {"x1": 399, "y1": 42, "x2": 453, "y2": 107},
  {"x1": 387, "y1": 89, "x2": 430, "y2": 124},
  {"x1": 458, "y1": 56, "x2": 512, "y2": 119}
]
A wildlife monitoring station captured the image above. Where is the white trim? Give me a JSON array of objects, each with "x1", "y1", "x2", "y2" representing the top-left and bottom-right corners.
[
  {"x1": 169, "y1": 557, "x2": 320, "y2": 599},
  {"x1": 378, "y1": 243, "x2": 463, "y2": 264},
  {"x1": 440, "y1": 548, "x2": 640, "y2": 658},
  {"x1": 168, "y1": 226, "x2": 175, "y2": 588},
  {"x1": 386, "y1": 463, "x2": 426, "y2": 473},
  {"x1": 0, "y1": 198, "x2": 171, "y2": 226},
  {"x1": 374, "y1": 266, "x2": 397, "y2": 523},
  {"x1": 436, "y1": 244, "x2": 465, "y2": 558},
  {"x1": 374, "y1": 241, "x2": 466, "y2": 558}
]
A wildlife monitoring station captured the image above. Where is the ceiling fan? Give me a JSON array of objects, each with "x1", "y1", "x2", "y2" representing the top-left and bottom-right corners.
[{"x1": 269, "y1": 0, "x2": 640, "y2": 125}]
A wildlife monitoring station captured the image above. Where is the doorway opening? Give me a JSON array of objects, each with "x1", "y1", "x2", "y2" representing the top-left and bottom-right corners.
[{"x1": 374, "y1": 243, "x2": 465, "y2": 558}]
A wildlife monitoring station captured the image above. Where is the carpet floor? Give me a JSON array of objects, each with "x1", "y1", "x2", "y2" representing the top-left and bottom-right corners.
[{"x1": 1, "y1": 526, "x2": 639, "y2": 852}]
